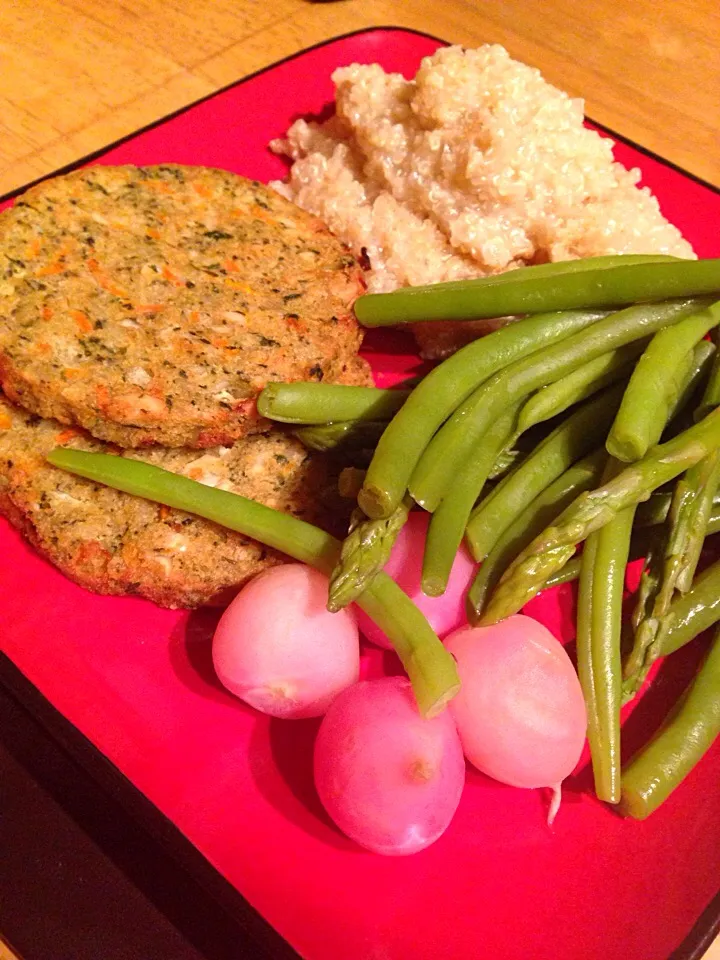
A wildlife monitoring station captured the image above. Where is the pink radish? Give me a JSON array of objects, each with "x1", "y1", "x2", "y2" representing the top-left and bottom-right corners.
[
  {"x1": 212, "y1": 564, "x2": 359, "y2": 719},
  {"x1": 444, "y1": 616, "x2": 587, "y2": 822},
  {"x1": 356, "y1": 511, "x2": 475, "y2": 648},
  {"x1": 314, "y1": 676, "x2": 465, "y2": 854}
]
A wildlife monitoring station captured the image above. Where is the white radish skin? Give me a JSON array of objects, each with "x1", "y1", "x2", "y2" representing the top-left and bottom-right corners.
[
  {"x1": 356, "y1": 511, "x2": 475, "y2": 649},
  {"x1": 314, "y1": 676, "x2": 466, "y2": 855},
  {"x1": 212, "y1": 564, "x2": 360, "y2": 719},
  {"x1": 444, "y1": 617, "x2": 587, "y2": 795}
]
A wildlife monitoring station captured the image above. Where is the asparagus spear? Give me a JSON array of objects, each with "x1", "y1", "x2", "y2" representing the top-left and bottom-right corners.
[
  {"x1": 623, "y1": 449, "x2": 720, "y2": 700},
  {"x1": 488, "y1": 443, "x2": 526, "y2": 481},
  {"x1": 540, "y1": 504, "x2": 720, "y2": 590},
  {"x1": 327, "y1": 497, "x2": 413, "y2": 612},
  {"x1": 480, "y1": 406, "x2": 720, "y2": 625}
]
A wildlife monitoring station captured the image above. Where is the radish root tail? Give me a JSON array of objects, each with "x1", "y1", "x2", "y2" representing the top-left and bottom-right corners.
[{"x1": 547, "y1": 782, "x2": 562, "y2": 825}]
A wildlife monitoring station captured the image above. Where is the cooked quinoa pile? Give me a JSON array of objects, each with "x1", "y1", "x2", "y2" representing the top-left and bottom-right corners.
[{"x1": 271, "y1": 44, "x2": 694, "y2": 297}]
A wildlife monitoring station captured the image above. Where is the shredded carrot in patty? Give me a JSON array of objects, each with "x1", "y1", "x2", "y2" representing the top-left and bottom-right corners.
[
  {"x1": 36, "y1": 260, "x2": 65, "y2": 277},
  {"x1": 25, "y1": 237, "x2": 42, "y2": 258},
  {"x1": 134, "y1": 303, "x2": 166, "y2": 314},
  {"x1": 158, "y1": 504, "x2": 172, "y2": 521},
  {"x1": 0, "y1": 410, "x2": 12, "y2": 430},
  {"x1": 250, "y1": 204, "x2": 279, "y2": 225},
  {"x1": 55, "y1": 428, "x2": 79, "y2": 444},
  {"x1": 192, "y1": 182, "x2": 212, "y2": 198},
  {"x1": 35, "y1": 242, "x2": 72, "y2": 277},
  {"x1": 41, "y1": 306, "x2": 53, "y2": 321},
  {"x1": 224, "y1": 277, "x2": 254, "y2": 295},
  {"x1": 62, "y1": 367, "x2": 88, "y2": 379},
  {"x1": 87, "y1": 257, "x2": 128, "y2": 298},
  {"x1": 161, "y1": 265, "x2": 185, "y2": 286},
  {"x1": 285, "y1": 315, "x2": 307, "y2": 333},
  {"x1": 142, "y1": 179, "x2": 173, "y2": 194},
  {"x1": 70, "y1": 310, "x2": 92, "y2": 333}
]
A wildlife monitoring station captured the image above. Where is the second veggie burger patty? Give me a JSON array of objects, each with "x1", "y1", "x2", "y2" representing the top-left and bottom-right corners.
[
  {"x1": 0, "y1": 392, "x2": 342, "y2": 609},
  {"x1": 0, "y1": 164, "x2": 369, "y2": 448}
]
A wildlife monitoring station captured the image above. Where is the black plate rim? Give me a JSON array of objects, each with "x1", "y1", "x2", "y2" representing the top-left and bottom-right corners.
[{"x1": 0, "y1": 24, "x2": 718, "y2": 960}]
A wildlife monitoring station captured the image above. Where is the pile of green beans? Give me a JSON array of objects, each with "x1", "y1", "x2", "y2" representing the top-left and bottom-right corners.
[
  {"x1": 50, "y1": 256, "x2": 720, "y2": 821},
  {"x1": 257, "y1": 260, "x2": 720, "y2": 820}
]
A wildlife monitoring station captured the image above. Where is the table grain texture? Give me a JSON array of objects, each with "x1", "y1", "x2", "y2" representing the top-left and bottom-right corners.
[{"x1": 0, "y1": 1, "x2": 719, "y2": 958}]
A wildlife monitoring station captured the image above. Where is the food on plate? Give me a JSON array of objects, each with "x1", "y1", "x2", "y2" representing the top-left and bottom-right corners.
[
  {"x1": 0, "y1": 394, "x2": 340, "y2": 608},
  {"x1": 444, "y1": 617, "x2": 587, "y2": 822},
  {"x1": 0, "y1": 164, "x2": 369, "y2": 448},
  {"x1": 46, "y1": 446, "x2": 461, "y2": 719},
  {"x1": 257, "y1": 271, "x2": 720, "y2": 822},
  {"x1": 516, "y1": 341, "x2": 643, "y2": 433},
  {"x1": 354, "y1": 511, "x2": 475, "y2": 649},
  {"x1": 422, "y1": 383, "x2": 624, "y2": 598},
  {"x1": 293, "y1": 418, "x2": 387, "y2": 457},
  {"x1": 408, "y1": 299, "x2": 710, "y2": 515},
  {"x1": 272, "y1": 44, "x2": 693, "y2": 356},
  {"x1": 354, "y1": 257, "x2": 720, "y2": 326},
  {"x1": 256, "y1": 381, "x2": 410, "y2": 425},
  {"x1": 1, "y1": 40, "x2": 715, "y2": 837},
  {"x1": 466, "y1": 450, "x2": 607, "y2": 618},
  {"x1": 327, "y1": 493, "x2": 412, "y2": 611},
  {"x1": 313, "y1": 676, "x2": 465, "y2": 854},
  {"x1": 420, "y1": 399, "x2": 523, "y2": 596},
  {"x1": 465, "y1": 389, "x2": 625, "y2": 564},
  {"x1": 578, "y1": 324, "x2": 719, "y2": 803},
  {"x1": 356, "y1": 307, "x2": 610, "y2": 521},
  {"x1": 646, "y1": 558, "x2": 720, "y2": 663},
  {"x1": 620, "y1": 623, "x2": 720, "y2": 819},
  {"x1": 607, "y1": 302, "x2": 720, "y2": 462},
  {"x1": 696, "y1": 344, "x2": 720, "y2": 420},
  {"x1": 49, "y1": 260, "x2": 720, "y2": 826},
  {"x1": 482, "y1": 404, "x2": 720, "y2": 625},
  {"x1": 212, "y1": 564, "x2": 359, "y2": 718}
]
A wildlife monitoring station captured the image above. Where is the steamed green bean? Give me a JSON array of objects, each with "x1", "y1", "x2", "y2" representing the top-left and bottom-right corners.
[
  {"x1": 608, "y1": 301, "x2": 720, "y2": 461},
  {"x1": 355, "y1": 256, "x2": 718, "y2": 325}
]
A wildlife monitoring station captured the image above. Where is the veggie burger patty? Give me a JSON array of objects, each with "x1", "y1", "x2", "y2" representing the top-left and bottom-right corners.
[
  {"x1": 0, "y1": 164, "x2": 368, "y2": 448},
  {"x1": 0, "y1": 393, "x2": 340, "y2": 608}
]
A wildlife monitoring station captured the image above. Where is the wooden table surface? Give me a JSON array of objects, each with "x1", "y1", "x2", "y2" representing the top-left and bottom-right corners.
[{"x1": 0, "y1": 1, "x2": 719, "y2": 958}]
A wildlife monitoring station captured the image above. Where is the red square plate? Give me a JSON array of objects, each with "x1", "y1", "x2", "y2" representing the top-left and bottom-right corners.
[{"x1": 1, "y1": 27, "x2": 720, "y2": 960}]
